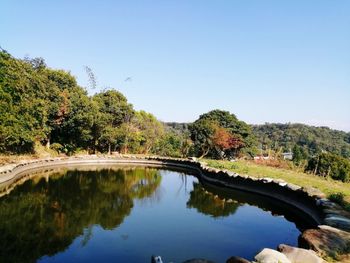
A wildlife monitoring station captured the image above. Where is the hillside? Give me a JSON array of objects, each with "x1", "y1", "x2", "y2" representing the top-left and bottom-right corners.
[
  {"x1": 253, "y1": 123, "x2": 350, "y2": 158},
  {"x1": 166, "y1": 122, "x2": 350, "y2": 158}
]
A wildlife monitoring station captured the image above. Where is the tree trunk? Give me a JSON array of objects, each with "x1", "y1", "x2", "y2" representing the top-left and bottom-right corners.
[
  {"x1": 314, "y1": 156, "x2": 320, "y2": 175},
  {"x1": 46, "y1": 138, "x2": 50, "y2": 149},
  {"x1": 199, "y1": 147, "x2": 210, "y2": 159},
  {"x1": 108, "y1": 143, "x2": 111, "y2": 155}
]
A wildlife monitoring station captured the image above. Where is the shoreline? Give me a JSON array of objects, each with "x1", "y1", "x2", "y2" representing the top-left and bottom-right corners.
[{"x1": 1, "y1": 155, "x2": 349, "y2": 261}]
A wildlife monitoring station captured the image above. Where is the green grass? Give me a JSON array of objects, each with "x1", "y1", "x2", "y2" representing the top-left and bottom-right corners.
[{"x1": 204, "y1": 159, "x2": 350, "y2": 210}]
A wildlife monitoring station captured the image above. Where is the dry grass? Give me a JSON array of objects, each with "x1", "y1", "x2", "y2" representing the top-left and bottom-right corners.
[{"x1": 0, "y1": 154, "x2": 41, "y2": 166}]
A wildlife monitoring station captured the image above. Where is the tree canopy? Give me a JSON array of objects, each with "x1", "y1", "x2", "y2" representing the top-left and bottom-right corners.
[
  {"x1": 253, "y1": 123, "x2": 350, "y2": 159},
  {"x1": 189, "y1": 110, "x2": 257, "y2": 159},
  {"x1": 0, "y1": 50, "x2": 176, "y2": 156}
]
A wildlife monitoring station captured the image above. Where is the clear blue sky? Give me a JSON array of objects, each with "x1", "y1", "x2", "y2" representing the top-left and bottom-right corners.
[{"x1": 1, "y1": 1, "x2": 350, "y2": 131}]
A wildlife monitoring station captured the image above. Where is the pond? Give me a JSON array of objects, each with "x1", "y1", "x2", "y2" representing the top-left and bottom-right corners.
[{"x1": 0, "y1": 166, "x2": 312, "y2": 263}]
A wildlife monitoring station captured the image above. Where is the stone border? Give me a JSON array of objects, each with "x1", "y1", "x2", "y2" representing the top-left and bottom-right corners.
[
  {"x1": 0, "y1": 155, "x2": 349, "y2": 261},
  {"x1": 0, "y1": 155, "x2": 349, "y2": 228}
]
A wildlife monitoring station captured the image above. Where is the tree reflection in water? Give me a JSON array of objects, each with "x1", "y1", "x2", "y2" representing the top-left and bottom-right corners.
[
  {"x1": 0, "y1": 168, "x2": 161, "y2": 263},
  {"x1": 187, "y1": 182, "x2": 240, "y2": 218}
]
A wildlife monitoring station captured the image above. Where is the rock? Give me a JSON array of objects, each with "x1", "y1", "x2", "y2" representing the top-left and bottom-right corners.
[
  {"x1": 226, "y1": 256, "x2": 250, "y2": 263},
  {"x1": 286, "y1": 183, "x2": 301, "y2": 191},
  {"x1": 316, "y1": 198, "x2": 336, "y2": 208},
  {"x1": 300, "y1": 225, "x2": 350, "y2": 259},
  {"x1": 151, "y1": 255, "x2": 163, "y2": 263},
  {"x1": 182, "y1": 259, "x2": 215, "y2": 263},
  {"x1": 227, "y1": 171, "x2": 236, "y2": 177},
  {"x1": 277, "y1": 244, "x2": 325, "y2": 263},
  {"x1": 262, "y1": 177, "x2": 273, "y2": 183},
  {"x1": 249, "y1": 177, "x2": 259, "y2": 181},
  {"x1": 254, "y1": 248, "x2": 291, "y2": 263},
  {"x1": 323, "y1": 208, "x2": 350, "y2": 218},
  {"x1": 301, "y1": 187, "x2": 326, "y2": 199},
  {"x1": 324, "y1": 215, "x2": 350, "y2": 231}
]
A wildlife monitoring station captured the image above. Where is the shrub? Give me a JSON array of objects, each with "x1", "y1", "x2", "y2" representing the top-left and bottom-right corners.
[
  {"x1": 50, "y1": 143, "x2": 63, "y2": 154},
  {"x1": 306, "y1": 153, "x2": 350, "y2": 182},
  {"x1": 329, "y1": 192, "x2": 345, "y2": 206}
]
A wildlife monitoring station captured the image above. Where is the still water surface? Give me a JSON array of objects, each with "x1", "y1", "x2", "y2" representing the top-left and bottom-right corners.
[{"x1": 0, "y1": 167, "x2": 306, "y2": 262}]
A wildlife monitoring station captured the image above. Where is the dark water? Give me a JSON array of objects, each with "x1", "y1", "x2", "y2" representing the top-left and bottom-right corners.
[{"x1": 0, "y1": 167, "x2": 309, "y2": 263}]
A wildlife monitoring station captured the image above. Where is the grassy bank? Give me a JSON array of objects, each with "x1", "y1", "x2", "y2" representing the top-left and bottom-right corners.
[{"x1": 205, "y1": 159, "x2": 350, "y2": 210}]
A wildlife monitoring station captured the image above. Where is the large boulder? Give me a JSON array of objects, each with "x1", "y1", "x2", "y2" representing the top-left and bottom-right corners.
[
  {"x1": 254, "y1": 248, "x2": 291, "y2": 263},
  {"x1": 278, "y1": 244, "x2": 325, "y2": 263},
  {"x1": 300, "y1": 225, "x2": 350, "y2": 259}
]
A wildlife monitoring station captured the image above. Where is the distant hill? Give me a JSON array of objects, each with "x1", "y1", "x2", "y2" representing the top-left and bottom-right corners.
[
  {"x1": 164, "y1": 122, "x2": 190, "y2": 133},
  {"x1": 252, "y1": 123, "x2": 350, "y2": 158},
  {"x1": 165, "y1": 121, "x2": 350, "y2": 158}
]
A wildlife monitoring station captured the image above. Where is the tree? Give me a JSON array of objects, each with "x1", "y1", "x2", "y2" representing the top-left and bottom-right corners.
[
  {"x1": 92, "y1": 90, "x2": 134, "y2": 153},
  {"x1": 212, "y1": 126, "x2": 244, "y2": 159},
  {"x1": 114, "y1": 122, "x2": 141, "y2": 154},
  {"x1": 189, "y1": 119, "x2": 217, "y2": 158},
  {"x1": 93, "y1": 90, "x2": 134, "y2": 127},
  {"x1": 306, "y1": 152, "x2": 350, "y2": 182},
  {"x1": 51, "y1": 86, "x2": 96, "y2": 153},
  {"x1": 155, "y1": 131, "x2": 182, "y2": 157},
  {"x1": 292, "y1": 145, "x2": 309, "y2": 166},
  {"x1": 189, "y1": 110, "x2": 256, "y2": 159},
  {"x1": 0, "y1": 51, "x2": 51, "y2": 152},
  {"x1": 133, "y1": 111, "x2": 164, "y2": 154},
  {"x1": 99, "y1": 126, "x2": 119, "y2": 154}
]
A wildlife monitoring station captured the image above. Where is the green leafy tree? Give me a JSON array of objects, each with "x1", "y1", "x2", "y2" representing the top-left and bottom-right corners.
[
  {"x1": 0, "y1": 51, "x2": 51, "y2": 152},
  {"x1": 92, "y1": 90, "x2": 134, "y2": 153},
  {"x1": 306, "y1": 152, "x2": 350, "y2": 182},
  {"x1": 133, "y1": 111, "x2": 164, "y2": 154},
  {"x1": 292, "y1": 145, "x2": 309, "y2": 166},
  {"x1": 189, "y1": 110, "x2": 257, "y2": 159},
  {"x1": 99, "y1": 126, "x2": 120, "y2": 154},
  {"x1": 189, "y1": 118, "x2": 217, "y2": 158}
]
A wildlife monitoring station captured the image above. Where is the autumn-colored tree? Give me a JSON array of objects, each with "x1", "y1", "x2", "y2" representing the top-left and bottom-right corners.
[
  {"x1": 189, "y1": 110, "x2": 257, "y2": 159},
  {"x1": 212, "y1": 126, "x2": 244, "y2": 159}
]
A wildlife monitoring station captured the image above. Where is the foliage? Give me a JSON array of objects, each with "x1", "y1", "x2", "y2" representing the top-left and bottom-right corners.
[
  {"x1": 253, "y1": 123, "x2": 350, "y2": 159},
  {"x1": 155, "y1": 131, "x2": 182, "y2": 157},
  {"x1": 189, "y1": 118, "x2": 217, "y2": 158},
  {"x1": 49, "y1": 143, "x2": 63, "y2": 154},
  {"x1": 292, "y1": 144, "x2": 309, "y2": 167},
  {"x1": 133, "y1": 110, "x2": 164, "y2": 154},
  {"x1": 3, "y1": 47, "x2": 349, "y2": 175},
  {"x1": 306, "y1": 152, "x2": 350, "y2": 182},
  {"x1": 189, "y1": 110, "x2": 257, "y2": 159},
  {"x1": 212, "y1": 126, "x2": 245, "y2": 159},
  {"x1": 0, "y1": 50, "x2": 176, "y2": 156}
]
